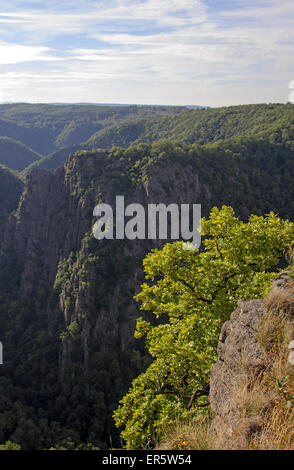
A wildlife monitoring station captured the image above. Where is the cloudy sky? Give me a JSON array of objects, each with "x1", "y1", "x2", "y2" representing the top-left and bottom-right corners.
[{"x1": 0, "y1": 0, "x2": 293, "y2": 106}]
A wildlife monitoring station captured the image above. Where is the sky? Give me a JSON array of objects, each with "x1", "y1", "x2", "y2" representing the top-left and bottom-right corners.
[{"x1": 0, "y1": 0, "x2": 293, "y2": 106}]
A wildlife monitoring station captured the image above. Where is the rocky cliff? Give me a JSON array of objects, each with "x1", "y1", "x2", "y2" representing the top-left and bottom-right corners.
[
  {"x1": 0, "y1": 166, "x2": 23, "y2": 243},
  {"x1": 1, "y1": 140, "x2": 294, "y2": 449},
  {"x1": 0, "y1": 145, "x2": 210, "y2": 448},
  {"x1": 210, "y1": 272, "x2": 294, "y2": 449}
]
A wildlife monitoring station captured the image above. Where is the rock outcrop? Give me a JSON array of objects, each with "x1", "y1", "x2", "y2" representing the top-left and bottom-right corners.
[
  {"x1": 0, "y1": 165, "x2": 23, "y2": 245},
  {"x1": 209, "y1": 299, "x2": 265, "y2": 445},
  {"x1": 210, "y1": 272, "x2": 294, "y2": 448},
  {"x1": 0, "y1": 147, "x2": 210, "y2": 447}
]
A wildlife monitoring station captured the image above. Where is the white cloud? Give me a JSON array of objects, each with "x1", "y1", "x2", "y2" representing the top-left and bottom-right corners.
[
  {"x1": 0, "y1": 0, "x2": 206, "y2": 37},
  {"x1": 0, "y1": 42, "x2": 60, "y2": 64},
  {"x1": 0, "y1": 0, "x2": 293, "y2": 105}
]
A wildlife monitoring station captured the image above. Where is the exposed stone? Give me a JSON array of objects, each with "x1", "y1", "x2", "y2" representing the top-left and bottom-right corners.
[
  {"x1": 210, "y1": 272, "x2": 294, "y2": 448},
  {"x1": 288, "y1": 350, "x2": 294, "y2": 366},
  {"x1": 272, "y1": 270, "x2": 293, "y2": 290},
  {"x1": 209, "y1": 299, "x2": 266, "y2": 447},
  {"x1": 0, "y1": 150, "x2": 210, "y2": 385}
]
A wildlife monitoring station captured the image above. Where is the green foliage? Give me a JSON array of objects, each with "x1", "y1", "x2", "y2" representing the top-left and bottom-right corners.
[
  {"x1": 89, "y1": 103, "x2": 294, "y2": 150},
  {"x1": 0, "y1": 137, "x2": 42, "y2": 171},
  {"x1": 0, "y1": 102, "x2": 183, "y2": 160},
  {"x1": 66, "y1": 320, "x2": 80, "y2": 340},
  {"x1": 114, "y1": 206, "x2": 294, "y2": 449},
  {"x1": 1, "y1": 103, "x2": 294, "y2": 450},
  {"x1": 0, "y1": 165, "x2": 24, "y2": 230},
  {"x1": 277, "y1": 376, "x2": 294, "y2": 408},
  {"x1": 0, "y1": 441, "x2": 21, "y2": 450},
  {"x1": 22, "y1": 102, "x2": 294, "y2": 173},
  {"x1": 54, "y1": 252, "x2": 77, "y2": 293},
  {"x1": 49, "y1": 440, "x2": 100, "y2": 450}
]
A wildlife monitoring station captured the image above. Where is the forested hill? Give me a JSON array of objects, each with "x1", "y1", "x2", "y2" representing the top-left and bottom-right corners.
[
  {"x1": 0, "y1": 137, "x2": 42, "y2": 171},
  {"x1": 0, "y1": 132, "x2": 294, "y2": 449},
  {"x1": 0, "y1": 102, "x2": 293, "y2": 174},
  {"x1": 0, "y1": 103, "x2": 184, "y2": 156},
  {"x1": 0, "y1": 102, "x2": 294, "y2": 450},
  {"x1": 88, "y1": 102, "x2": 294, "y2": 149},
  {"x1": 26, "y1": 103, "x2": 294, "y2": 173}
]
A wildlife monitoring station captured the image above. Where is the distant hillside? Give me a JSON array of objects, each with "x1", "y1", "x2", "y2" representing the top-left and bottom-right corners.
[
  {"x1": 5, "y1": 102, "x2": 294, "y2": 174},
  {"x1": 1, "y1": 102, "x2": 294, "y2": 450},
  {"x1": 88, "y1": 103, "x2": 294, "y2": 149},
  {"x1": 1, "y1": 135, "x2": 294, "y2": 449},
  {"x1": 87, "y1": 119, "x2": 149, "y2": 149},
  {"x1": 0, "y1": 137, "x2": 42, "y2": 171},
  {"x1": 0, "y1": 103, "x2": 184, "y2": 156},
  {"x1": 23, "y1": 144, "x2": 86, "y2": 174},
  {"x1": 28, "y1": 103, "x2": 294, "y2": 173}
]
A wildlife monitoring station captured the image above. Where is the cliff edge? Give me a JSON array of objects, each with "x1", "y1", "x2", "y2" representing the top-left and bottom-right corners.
[{"x1": 210, "y1": 271, "x2": 294, "y2": 449}]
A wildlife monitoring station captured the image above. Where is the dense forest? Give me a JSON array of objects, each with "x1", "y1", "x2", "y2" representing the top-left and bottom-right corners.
[
  {"x1": 0, "y1": 138, "x2": 42, "y2": 171},
  {"x1": 0, "y1": 102, "x2": 293, "y2": 176},
  {"x1": 0, "y1": 103, "x2": 294, "y2": 449},
  {"x1": 25, "y1": 102, "x2": 294, "y2": 173},
  {"x1": 0, "y1": 103, "x2": 184, "y2": 156}
]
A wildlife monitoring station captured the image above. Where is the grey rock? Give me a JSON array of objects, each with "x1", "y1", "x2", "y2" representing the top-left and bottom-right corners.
[
  {"x1": 289, "y1": 350, "x2": 294, "y2": 365},
  {"x1": 272, "y1": 271, "x2": 293, "y2": 290},
  {"x1": 210, "y1": 299, "x2": 266, "y2": 447}
]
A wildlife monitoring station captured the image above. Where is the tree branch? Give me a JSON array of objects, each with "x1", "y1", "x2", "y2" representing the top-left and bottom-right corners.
[{"x1": 187, "y1": 384, "x2": 210, "y2": 410}]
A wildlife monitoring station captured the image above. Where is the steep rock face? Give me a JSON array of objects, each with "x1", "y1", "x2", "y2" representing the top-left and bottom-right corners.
[
  {"x1": 0, "y1": 147, "x2": 210, "y2": 447},
  {"x1": 209, "y1": 299, "x2": 265, "y2": 443},
  {"x1": 209, "y1": 272, "x2": 294, "y2": 447},
  {"x1": 0, "y1": 166, "x2": 24, "y2": 246},
  {"x1": 1, "y1": 140, "x2": 293, "y2": 448},
  {"x1": 55, "y1": 155, "x2": 209, "y2": 381}
]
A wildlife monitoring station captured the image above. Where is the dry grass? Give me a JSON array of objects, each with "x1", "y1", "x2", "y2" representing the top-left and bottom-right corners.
[
  {"x1": 256, "y1": 309, "x2": 290, "y2": 352},
  {"x1": 225, "y1": 286, "x2": 294, "y2": 450},
  {"x1": 156, "y1": 280, "x2": 294, "y2": 450},
  {"x1": 263, "y1": 284, "x2": 294, "y2": 318},
  {"x1": 156, "y1": 417, "x2": 214, "y2": 450},
  {"x1": 250, "y1": 404, "x2": 294, "y2": 450}
]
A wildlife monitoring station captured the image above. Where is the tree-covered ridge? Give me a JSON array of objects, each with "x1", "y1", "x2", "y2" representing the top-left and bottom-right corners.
[
  {"x1": 28, "y1": 103, "x2": 294, "y2": 173},
  {"x1": 0, "y1": 137, "x2": 42, "y2": 171},
  {"x1": 72, "y1": 136, "x2": 294, "y2": 220},
  {"x1": 59, "y1": 137, "x2": 294, "y2": 224},
  {"x1": 88, "y1": 103, "x2": 294, "y2": 149},
  {"x1": 114, "y1": 207, "x2": 294, "y2": 449},
  {"x1": 22, "y1": 144, "x2": 85, "y2": 175},
  {"x1": 176, "y1": 138, "x2": 294, "y2": 220},
  {"x1": 0, "y1": 103, "x2": 184, "y2": 156},
  {"x1": 0, "y1": 102, "x2": 293, "y2": 175},
  {"x1": 0, "y1": 106, "x2": 294, "y2": 449}
]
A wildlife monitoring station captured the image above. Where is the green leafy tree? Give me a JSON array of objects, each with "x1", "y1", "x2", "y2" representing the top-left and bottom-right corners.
[
  {"x1": 114, "y1": 206, "x2": 294, "y2": 449},
  {"x1": 0, "y1": 441, "x2": 21, "y2": 450}
]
